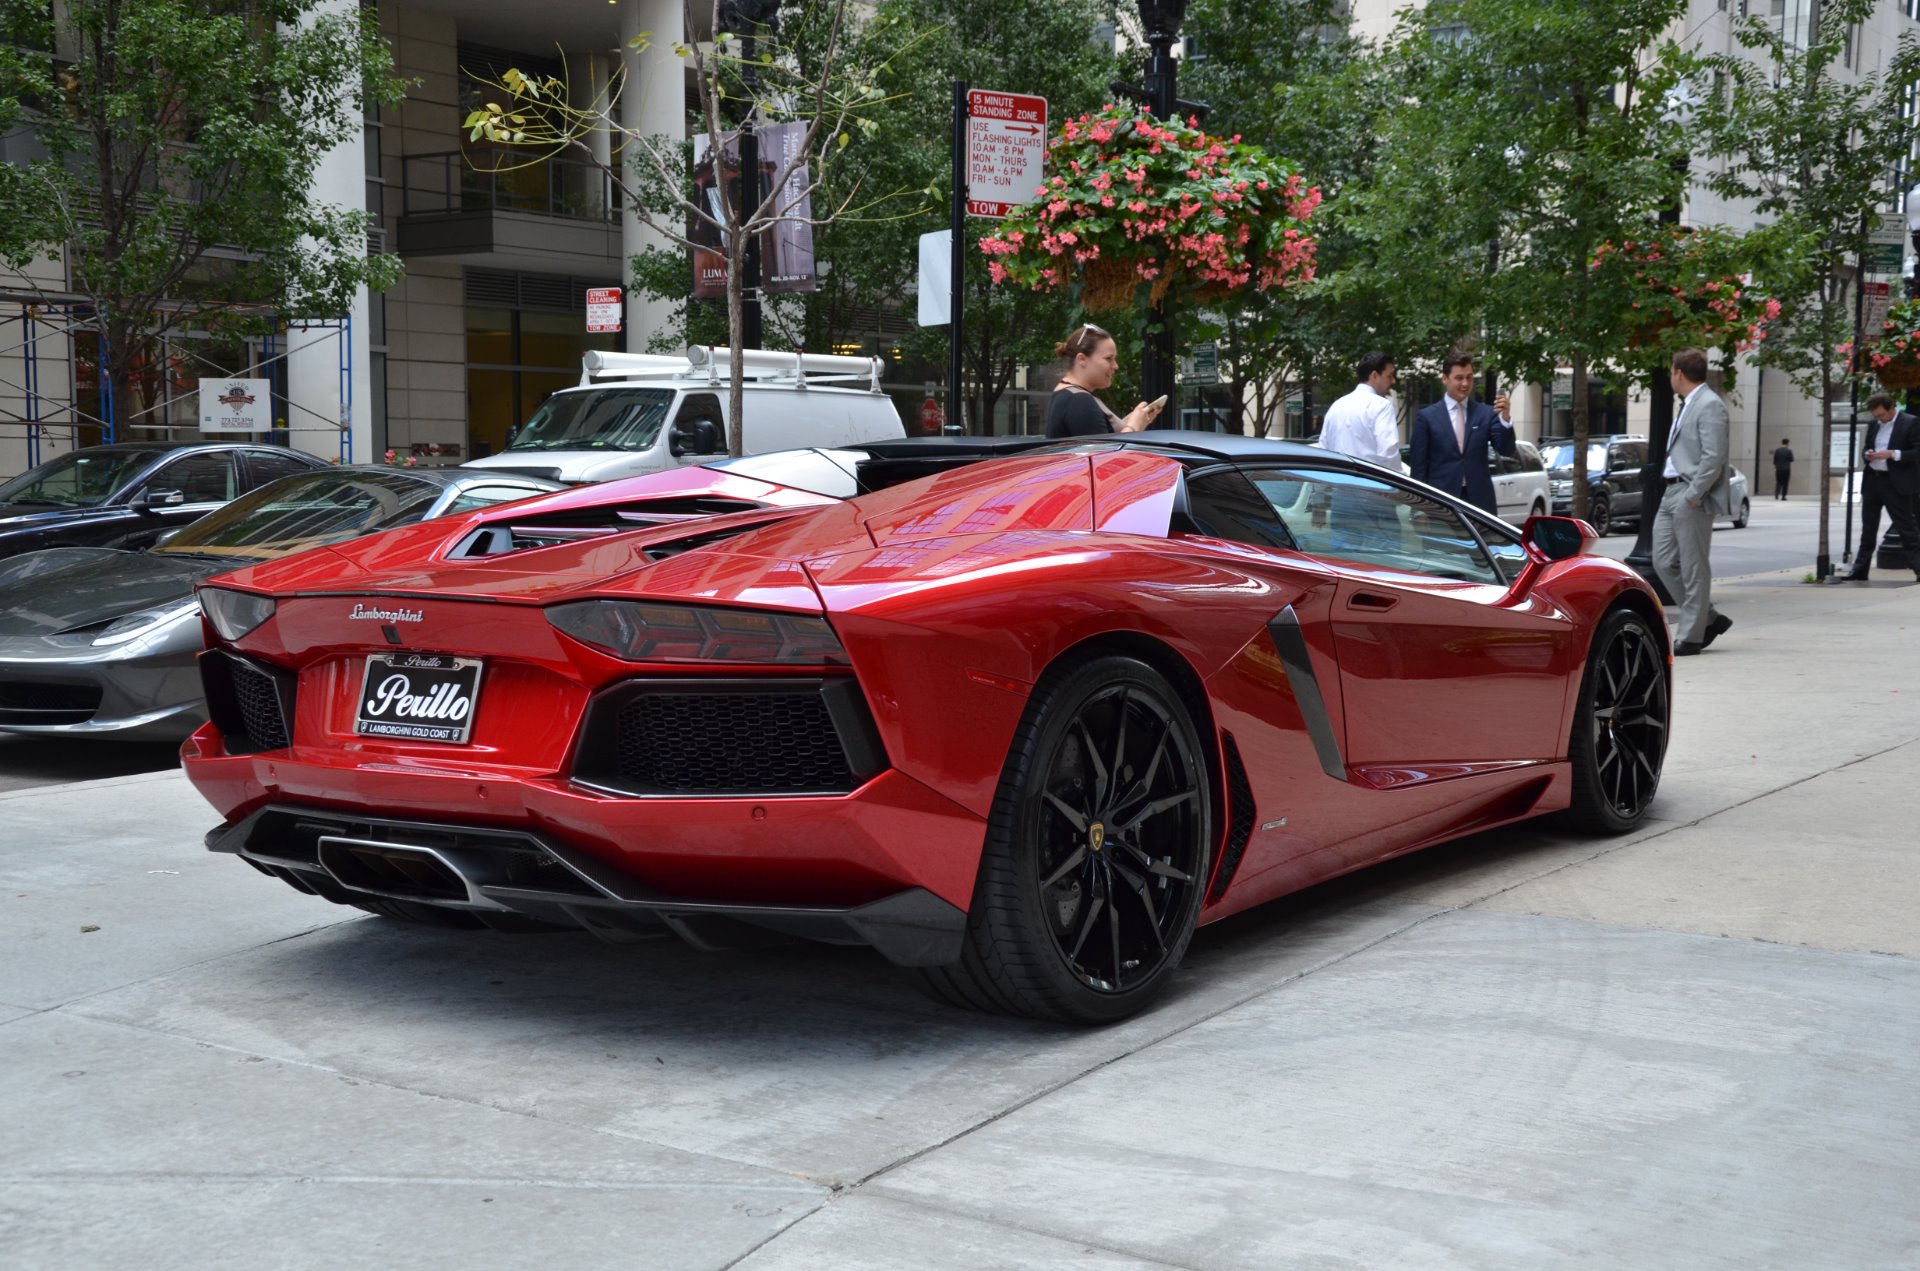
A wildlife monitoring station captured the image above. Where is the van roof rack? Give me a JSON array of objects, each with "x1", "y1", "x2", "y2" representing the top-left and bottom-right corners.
[{"x1": 578, "y1": 347, "x2": 885, "y2": 393}]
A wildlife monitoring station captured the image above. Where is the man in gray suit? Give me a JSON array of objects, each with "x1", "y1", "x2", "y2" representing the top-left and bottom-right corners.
[{"x1": 1653, "y1": 348, "x2": 1734, "y2": 656}]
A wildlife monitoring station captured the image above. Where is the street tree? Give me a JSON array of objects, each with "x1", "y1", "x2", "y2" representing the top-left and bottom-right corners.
[
  {"x1": 0, "y1": 0, "x2": 403, "y2": 439},
  {"x1": 1700, "y1": 0, "x2": 1920, "y2": 577},
  {"x1": 1343, "y1": 0, "x2": 1707, "y2": 515},
  {"x1": 467, "y1": 0, "x2": 915, "y2": 456},
  {"x1": 1181, "y1": 0, "x2": 1389, "y2": 434}
]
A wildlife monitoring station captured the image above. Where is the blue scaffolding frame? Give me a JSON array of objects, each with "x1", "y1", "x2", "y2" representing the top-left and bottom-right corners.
[{"x1": 2, "y1": 303, "x2": 353, "y2": 464}]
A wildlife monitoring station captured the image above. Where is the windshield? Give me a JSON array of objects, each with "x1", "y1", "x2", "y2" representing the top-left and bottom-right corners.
[
  {"x1": 1540, "y1": 444, "x2": 1607, "y2": 473},
  {"x1": 0, "y1": 449, "x2": 153, "y2": 507},
  {"x1": 507, "y1": 388, "x2": 674, "y2": 453},
  {"x1": 155, "y1": 470, "x2": 441, "y2": 559}
]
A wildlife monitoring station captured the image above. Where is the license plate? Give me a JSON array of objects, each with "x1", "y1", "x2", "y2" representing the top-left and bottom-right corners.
[{"x1": 354, "y1": 653, "x2": 483, "y2": 744}]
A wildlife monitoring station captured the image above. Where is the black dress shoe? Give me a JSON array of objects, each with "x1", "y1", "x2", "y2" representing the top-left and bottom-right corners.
[
  {"x1": 1702, "y1": 613, "x2": 1732, "y2": 648},
  {"x1": 1675, "y1": 641, "x2": 1704, "y2": 656},
  {"x1": 1842, "y1": 571, "x2": 1870, "y2": 582}
]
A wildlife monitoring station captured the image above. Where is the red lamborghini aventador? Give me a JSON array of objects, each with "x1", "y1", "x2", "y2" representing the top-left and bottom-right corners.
[{"x1": 182, "y1": 434, "x2": 1671, "y2": 1022}]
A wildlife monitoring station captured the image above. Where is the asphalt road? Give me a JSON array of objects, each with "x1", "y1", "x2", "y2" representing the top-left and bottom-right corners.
[{"x1": 0, "y1": 494, "x2": 1883, "y2": 795}]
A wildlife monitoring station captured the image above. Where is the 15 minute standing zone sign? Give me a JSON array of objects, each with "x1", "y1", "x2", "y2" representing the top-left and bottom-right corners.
[{"x1": 966, "y1": 90, "x2": 1048, "y2": 219}]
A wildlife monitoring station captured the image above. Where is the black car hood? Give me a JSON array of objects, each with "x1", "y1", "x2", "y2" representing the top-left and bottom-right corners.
[{"x1": 0, "y1": 547, "x2": 229, "y2": 637}]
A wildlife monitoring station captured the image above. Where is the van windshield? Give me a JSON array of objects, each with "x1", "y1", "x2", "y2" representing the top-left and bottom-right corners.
[{"x1": 508, "y1": 388, "x2": 674, "y2": 452}]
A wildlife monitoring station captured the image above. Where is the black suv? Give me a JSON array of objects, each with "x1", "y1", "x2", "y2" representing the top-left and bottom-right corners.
[
  {"x1": 0, "y1": 442, "x2": 326, "y2": 560},
  {"x1": 1541, "y1": 435, "x2": 1648, "y2": 536}
]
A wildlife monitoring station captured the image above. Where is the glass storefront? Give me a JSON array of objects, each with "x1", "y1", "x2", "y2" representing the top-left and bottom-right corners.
[{"x1": 465, "y1": 307, "x2": 613, "y2": 459}]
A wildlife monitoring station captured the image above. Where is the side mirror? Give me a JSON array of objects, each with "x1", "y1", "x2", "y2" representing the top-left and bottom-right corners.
[
  {"x1": 1524, "y1": 514, "x2": 1593, "y2": 562},
  {"x1": 133, "y1": 489, "x2": 185, "y2": 514},
  {"x1": 692, "y1": 420, "x2": 721, "y2": 453},
  {"x1": 667, "y1": 427, "x2": 687, "y2": 458}
]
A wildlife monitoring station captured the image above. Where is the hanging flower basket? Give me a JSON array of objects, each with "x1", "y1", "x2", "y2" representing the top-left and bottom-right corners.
[
  {"x1": 1847, "y1": 299, "x2": 1920, "y2": 390},
  {"x1": 980, "y1": 105, "x2": 1319, "y2": 314},
  {"x1": 1593, "y1": 228, "x2": 1781, "y2": 365}
]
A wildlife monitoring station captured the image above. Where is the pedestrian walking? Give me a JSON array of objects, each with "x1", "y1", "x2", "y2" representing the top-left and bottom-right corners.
[
  {"x1": 1772, "y1": 438, "x2": 1793, "y2": 500},
  {"x1": 1319, "y1": 352, "x2": 1403, "y2": 472},
  {"x1": 1044, "y1": 323, "x2": 1163, "y2": 438},
  {"x1": 1409, "y1": 352, "x2": 1516, "y2": 514},
  {"x1": 1841, "y1": 393, "x2": 1920, "y2": 583},
  {"x1": 1653, "y1": 348, "x2": 1734, "y2": 656}
]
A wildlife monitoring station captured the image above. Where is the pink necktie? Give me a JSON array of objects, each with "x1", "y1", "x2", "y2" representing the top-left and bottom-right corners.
[{"x1": 1453, "y1": 401, "x2": 1467, "y2": 452}]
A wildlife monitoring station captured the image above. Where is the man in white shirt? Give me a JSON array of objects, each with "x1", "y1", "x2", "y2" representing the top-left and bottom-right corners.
[
  {"x1": 1842, "y1": 392, "x2": 1920, "y2": 582},
  {"x1": 1319, "y1": 352, "x2": 1404, "y2": 473}
]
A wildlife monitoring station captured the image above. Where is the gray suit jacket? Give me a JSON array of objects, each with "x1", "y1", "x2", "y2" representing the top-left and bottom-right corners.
[{"x1": 1669, "y1": 386, "x2": 1733, "y2": 516}]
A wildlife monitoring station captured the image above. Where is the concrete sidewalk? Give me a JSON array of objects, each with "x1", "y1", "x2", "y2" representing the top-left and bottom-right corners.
[{"x1": 3, "y1": 569, "x2": 1917, "y2": 1270}]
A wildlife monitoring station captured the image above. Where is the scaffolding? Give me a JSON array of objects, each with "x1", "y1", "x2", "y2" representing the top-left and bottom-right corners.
[{"x1": 0, "y1": 300, "x2": 355, "y2": 467}]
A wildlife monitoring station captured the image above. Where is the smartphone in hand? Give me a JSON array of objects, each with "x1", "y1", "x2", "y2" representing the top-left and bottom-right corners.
[{"x1": 1148, "y1": 394, "x2": 1169, "y2": 414}]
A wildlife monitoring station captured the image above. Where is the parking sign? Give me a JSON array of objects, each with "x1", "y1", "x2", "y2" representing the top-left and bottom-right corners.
[{"x1": 966, "y1": 89, "x2": 1048, "y2": 219}]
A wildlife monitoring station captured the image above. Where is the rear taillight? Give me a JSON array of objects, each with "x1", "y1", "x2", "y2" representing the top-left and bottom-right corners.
[{"x1": 546, "y1": 601, "x2": 849, "y2": 665}]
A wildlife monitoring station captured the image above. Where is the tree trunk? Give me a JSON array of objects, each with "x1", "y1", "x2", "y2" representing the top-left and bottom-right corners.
[
  {"x1": 1571, "y1": 352, "x2": 1591, "y2": 521},
  {"x1": 727, "y1": 232, "x2": 747, "y2": 457}
]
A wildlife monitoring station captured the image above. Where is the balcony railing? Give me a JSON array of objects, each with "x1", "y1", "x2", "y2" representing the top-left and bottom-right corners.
[{"x1": 400, "y1": 151, "x2": 615, "y2": 222}]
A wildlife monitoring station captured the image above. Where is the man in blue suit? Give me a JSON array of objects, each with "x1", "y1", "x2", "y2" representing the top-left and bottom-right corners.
[{"x1": 1410, "y1": 353, "x2": 1516, "y2": 515}]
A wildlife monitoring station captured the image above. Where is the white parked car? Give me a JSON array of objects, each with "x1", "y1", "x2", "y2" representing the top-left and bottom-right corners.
[
  {"x1": 462, "y1": 347, "x2": 906, "y2": 485},
  {"x1": 1490, "y1": 438, "x2": 1552, "y2": 525}
]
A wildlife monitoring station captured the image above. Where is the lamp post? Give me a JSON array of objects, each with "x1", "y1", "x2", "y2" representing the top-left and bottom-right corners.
[
  {"x1": 721, "y1": 0, "x2": 780, "y2": 350},
  {"x1": 1125, "y1": 0, "x2": 1201, "y2": 425}
]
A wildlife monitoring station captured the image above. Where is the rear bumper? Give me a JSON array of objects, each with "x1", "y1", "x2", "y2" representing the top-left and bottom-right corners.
[
  {"x1": 183, "y1": 714, "x2": 988, "y2": 916},
  {"x1": 204, "y1": 801, "x2": 970, "y2": 966}
]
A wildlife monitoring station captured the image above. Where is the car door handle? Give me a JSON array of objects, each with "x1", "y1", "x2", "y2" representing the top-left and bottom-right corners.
[{"x1": 1347, "y1": 591, "x2": 1398, "y2": 611}]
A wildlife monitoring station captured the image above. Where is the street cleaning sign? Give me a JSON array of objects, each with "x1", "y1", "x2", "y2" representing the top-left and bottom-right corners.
[
  {"x1": 966, "y1": 89, "x2": 1047, "y2": 218},
  {"x1": 585, "y1": 287, "x2": 622, "y2": 333},
  {"x1": 199, "y1": 378, "x2": 271, "y2": 433}
]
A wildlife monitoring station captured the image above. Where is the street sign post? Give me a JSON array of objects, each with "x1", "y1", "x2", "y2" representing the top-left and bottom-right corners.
[
  {"x1": 1867, "y1": 216, "x2": 1905, "y2": 277},
  {"x1": 585, "y1": 287, "x2": 623, "y2": 334},
  {"x1": 1184, "y1": 342, "x2": 1220, "y2": 386},
  {"x1": 965, "y1": 89, "x2": 1047, "y2": 219},
  {"x1": 1863, "y1": 280, "x2": 1892, "y2": 335}
]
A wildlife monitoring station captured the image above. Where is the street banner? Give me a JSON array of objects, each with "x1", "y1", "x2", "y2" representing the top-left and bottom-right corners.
[
  {"x1": 690, "y1": 122, "x2": 819, "y2": 300},
  {"x1": 585, "y1": 287, "x2": 622, "y2": 333},
  {"x1": 965, "y1": 89, "x2": 1047, "y2": 218},
  {"x1": 199, "y1": 378, "x2": 271, "y2": 433}
]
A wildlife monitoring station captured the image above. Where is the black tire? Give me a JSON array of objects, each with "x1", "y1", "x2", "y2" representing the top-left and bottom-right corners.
[
  {"x1": 1563, "y1": 607, "x2": 1670, "y2": 834},
  {"x1": 1733, "y1": 498, "x2": 1750, "y2": 529},
  {"x1": 915, "y1": 655, "x2": 1212, "y2": 1023},
  {"x1": 1530, "y1": 500, "x2": 1547, "y2": 520},
  {"x1": 348, "y1": 896, "x2": 488, "y2": 928},
  {"x1": 1588, "y1": 493, "x2": 1611, "y2": 537}
]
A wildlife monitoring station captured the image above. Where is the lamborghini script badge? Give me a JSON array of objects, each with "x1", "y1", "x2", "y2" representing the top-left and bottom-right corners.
[{"x1": 1088, "y1": 821, "x2": 1105, "y2": 853}]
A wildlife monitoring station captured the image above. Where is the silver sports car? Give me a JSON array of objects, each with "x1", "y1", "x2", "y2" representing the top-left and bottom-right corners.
[{"x1": 0, "y1": 466, "x2": 560, "y2": 740}]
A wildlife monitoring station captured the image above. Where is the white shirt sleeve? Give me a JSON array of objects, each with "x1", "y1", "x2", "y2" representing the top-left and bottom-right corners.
[{"x1": 1368, "y1": 396, "x2": 1405, "y2": 472}]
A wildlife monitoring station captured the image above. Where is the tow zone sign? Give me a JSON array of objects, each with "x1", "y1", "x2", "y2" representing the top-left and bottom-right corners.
[{"x1": 966, "y1": 90, "x2": 1047, "y2": 219}]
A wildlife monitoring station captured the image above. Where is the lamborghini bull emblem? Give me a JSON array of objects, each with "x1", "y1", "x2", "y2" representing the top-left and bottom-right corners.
[{"x1": 1088, "y1": 821, "x2": 1105, "y2": 853}]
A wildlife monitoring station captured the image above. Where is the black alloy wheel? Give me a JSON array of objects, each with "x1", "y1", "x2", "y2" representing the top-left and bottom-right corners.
[
  {"x1": 915, "y1": 655, "x2": 1212, "y2": 1022},
  {"x1": 1588, "y1": 492, "x2": 1612, "y2": 536},
  {"x1": 1564, "y1": 608, "x2": 1669, "y2": 833},
  {"x1": 1734, "y1": 498, "x2": 1750, "y2": 529}
]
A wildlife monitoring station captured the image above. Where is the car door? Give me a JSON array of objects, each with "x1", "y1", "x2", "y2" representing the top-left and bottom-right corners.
[
  {"x1": 242, "y1": 448, "x2": 320, "y2": 492},
  {"x1": 1488, "y1": 447, "x2": 1521, "y2": 520},
  {"x1": 118, "y1": 450, "x2": 239, "y2": 547},
  {"x1": 1610, "y1": 441, "x2": 1647, "y2": 522},
  {"x1": 1239, "y1": 462, "x2": 1577, "y2": 779},
  {"x1": 668, "y1": 393, "x2": 728, "y2": 465}
]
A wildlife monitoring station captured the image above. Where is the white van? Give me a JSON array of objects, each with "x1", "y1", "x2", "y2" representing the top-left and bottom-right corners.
[{"x1": 461, "y1": 346, "x2": 905, "y2": 484}]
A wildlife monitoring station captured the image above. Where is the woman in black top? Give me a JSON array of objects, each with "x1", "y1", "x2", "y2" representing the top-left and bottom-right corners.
[{"x1": 1045, "y1": 323, "x2": 1162, "y2": 438}]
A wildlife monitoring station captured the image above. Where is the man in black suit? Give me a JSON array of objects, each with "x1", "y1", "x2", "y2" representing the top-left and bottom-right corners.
[
  {"x1": 1410, "y1": 353, "x2": 1516, "y2": 515},
  {"x1": 1772, "y1": 438, "x2": 1793, "y2": 500},
  {"x1": 1844, "y1": 393, "x2": 1920, "y2": 582}
]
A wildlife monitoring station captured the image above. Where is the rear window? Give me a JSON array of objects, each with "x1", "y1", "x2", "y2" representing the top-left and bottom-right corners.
[{"x1": 155, "y1": 470, "x2": 442, "y2": 559}]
